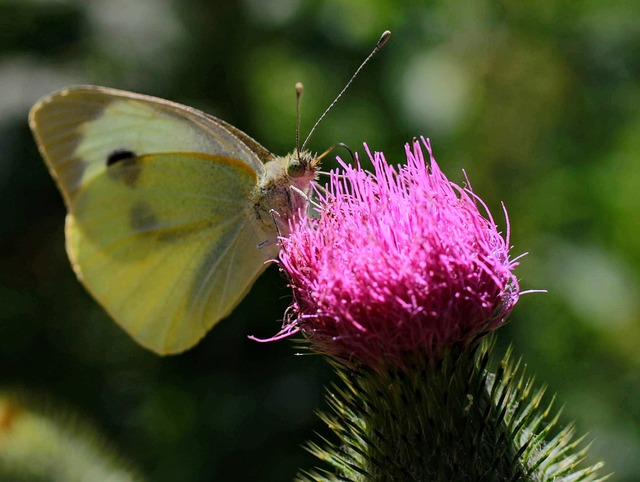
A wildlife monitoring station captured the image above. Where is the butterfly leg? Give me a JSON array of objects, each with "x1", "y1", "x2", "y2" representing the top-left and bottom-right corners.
[{"x1": 255, "y1": 209, "x2": 283, "y2": 254}]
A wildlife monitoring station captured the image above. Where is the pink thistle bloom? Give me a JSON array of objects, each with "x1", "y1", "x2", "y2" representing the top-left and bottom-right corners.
[{"x1": 275, "y1": 137, "x2": 520, "y2": 370}]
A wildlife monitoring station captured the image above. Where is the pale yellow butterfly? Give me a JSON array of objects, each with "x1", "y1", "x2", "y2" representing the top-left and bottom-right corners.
[
  {"x1": 29, "y1": 85, "x2": 319, "y2": 355},
  {"x1": 29, "y1": 31, "x2": 390, "y2": 356}
]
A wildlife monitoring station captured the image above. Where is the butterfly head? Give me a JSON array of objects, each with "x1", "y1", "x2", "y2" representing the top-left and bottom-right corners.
[{"x1": 286, "y1": 150, "x2": 318, "y2": 179}]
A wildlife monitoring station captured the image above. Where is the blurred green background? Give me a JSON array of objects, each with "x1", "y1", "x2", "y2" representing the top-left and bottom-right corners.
[{"x1": 1, "y1": 0, "x2": 639, "y2": 480}]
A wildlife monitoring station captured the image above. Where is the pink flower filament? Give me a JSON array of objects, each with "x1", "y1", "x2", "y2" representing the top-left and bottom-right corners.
[{"x1": 277, "y1": 137, "x2": 520, "y2": 370}]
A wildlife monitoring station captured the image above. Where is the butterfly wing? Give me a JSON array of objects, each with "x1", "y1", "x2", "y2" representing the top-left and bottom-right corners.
[
  {"x1": 29, "y1": 85, "x2": 271, "y2": 206},
  {"x1": 65, "y1": 152, "x2": 273, "y2": 354},
  {"x1": 29, "y1": 87, "x2": 278, "y2": 354}
]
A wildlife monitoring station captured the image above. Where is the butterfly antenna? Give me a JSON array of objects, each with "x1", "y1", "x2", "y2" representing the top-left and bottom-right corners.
[
  {"x1": 311, "y1": 142, "x2": 355, "y2": 167},
  {"x1": 295, "y1": 82, "x2": 304, "y2": 160},
  {"x1": 301, "y1": 30, "x2": 391, "y2": 151}
]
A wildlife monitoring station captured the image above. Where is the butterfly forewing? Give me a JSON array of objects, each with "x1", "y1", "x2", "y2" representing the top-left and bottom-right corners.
[{"x1": 29, "y1": 86, "x2": 269, "y2": 205}]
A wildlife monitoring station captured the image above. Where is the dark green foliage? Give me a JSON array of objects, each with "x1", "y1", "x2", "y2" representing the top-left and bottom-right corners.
[
  {"x1": 0, "y1": 392, "x2": 144, "y2": 481},
  {"x1": 299, "y1": 339, "x2": 607, "y2": 481},
  {"x1": 0, "y1": 3, "x2": 83, "y2": 55}
]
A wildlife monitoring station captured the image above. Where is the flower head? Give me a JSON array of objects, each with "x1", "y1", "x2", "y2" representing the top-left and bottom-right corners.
[{"x1": 276, "y1": 137, "x2": 520, "y2": 370}]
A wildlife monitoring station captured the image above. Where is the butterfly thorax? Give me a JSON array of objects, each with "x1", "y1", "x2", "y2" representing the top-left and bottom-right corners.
[{"x1": 251, "y1": 150, "x2": 317, "y2": 237}]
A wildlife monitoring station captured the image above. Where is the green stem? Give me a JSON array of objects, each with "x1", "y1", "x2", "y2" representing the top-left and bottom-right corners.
[{"x1": 299, "y1": 338, "x2": 606, "y2": 482}]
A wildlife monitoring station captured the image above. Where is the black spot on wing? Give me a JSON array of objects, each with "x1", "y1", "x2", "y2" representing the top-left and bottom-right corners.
[
  {"x1": 107, "y1": 149, "x2": 142, "y2": 187},
  {"x1": 130, "y1": 201, "x2": 158, "y2": 232},
  {"x1": 106, "y1": 148, "x2": 136, "y2": 166}
]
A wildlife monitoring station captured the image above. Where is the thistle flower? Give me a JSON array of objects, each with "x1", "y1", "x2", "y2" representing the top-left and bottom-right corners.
[
  {"x1": 277, "y1": 137, "x2": 520, "y2": 370},
  {"x1": 272, "y1": 139, "x2": 605, "y2": 481}
]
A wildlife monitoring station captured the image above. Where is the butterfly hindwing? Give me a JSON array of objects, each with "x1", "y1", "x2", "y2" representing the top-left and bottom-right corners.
[{"x1": 66, "y1": 152, "x2": 273, "y2": 354}]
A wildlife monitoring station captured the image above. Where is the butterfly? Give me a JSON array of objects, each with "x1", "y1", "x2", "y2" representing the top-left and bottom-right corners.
[{"x1": 29, "y1": 85, "x2": 319, "y2": 355}]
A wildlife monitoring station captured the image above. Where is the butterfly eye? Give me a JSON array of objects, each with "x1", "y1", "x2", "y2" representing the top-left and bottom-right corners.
[{"x1": 287, "y1": 157, "x2": 306, "y2": 178}]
